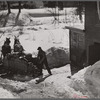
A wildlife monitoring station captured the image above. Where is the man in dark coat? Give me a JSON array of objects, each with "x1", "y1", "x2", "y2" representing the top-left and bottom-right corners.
[{"x1": 37, "y1": 47, "x2": 52, "y2": 76}]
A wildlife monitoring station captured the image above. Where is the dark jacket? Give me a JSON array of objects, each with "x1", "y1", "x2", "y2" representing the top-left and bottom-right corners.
[{"x1": 37, "y1": 50, "x2": 47, "y2": 64}]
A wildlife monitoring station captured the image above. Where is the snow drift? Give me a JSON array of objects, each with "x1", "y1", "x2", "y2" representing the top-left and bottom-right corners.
[
  {"x1": 0, "y1": 87, "x2": 16, "y2": 98},
  {"x1": 42, "y1": 65, "x2": 89, "y2": 98},
  {"x1": 84, "y1": 61, "x2": 100, "y2": 98}
]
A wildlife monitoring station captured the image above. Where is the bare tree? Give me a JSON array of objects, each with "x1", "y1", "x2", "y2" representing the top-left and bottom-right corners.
[
  {"x1": 7, "y1": 1, "x2": 11, "y2": 13},
  {"x1": 18, "y1": 1, "x2": 21, "y2": 13}
]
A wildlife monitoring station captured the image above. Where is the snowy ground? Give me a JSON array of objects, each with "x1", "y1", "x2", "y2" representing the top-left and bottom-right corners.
[
  {"x1": 0, "y1": 64, "x2": 89, "y2": 98},
  {"x1": 0, "y1": 8, "x2": 86, "y2": 98}
]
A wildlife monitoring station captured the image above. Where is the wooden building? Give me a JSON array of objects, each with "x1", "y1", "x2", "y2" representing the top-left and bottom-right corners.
[
  {"x1": 63, "y1": 1, "x2": 100, "y2": 73},
  {"x1": 85, "y1": 2, "x2": 100, "y2": 65}
]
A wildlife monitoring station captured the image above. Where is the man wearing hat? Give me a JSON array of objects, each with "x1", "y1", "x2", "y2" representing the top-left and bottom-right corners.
[{"x1": 37, "y1": 47, "x2": 52, "y2": 76}]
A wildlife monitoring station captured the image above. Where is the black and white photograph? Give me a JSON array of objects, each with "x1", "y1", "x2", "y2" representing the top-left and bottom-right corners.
[{"x1": 0, "y1": 0, "x2": 99, "y2": 99}]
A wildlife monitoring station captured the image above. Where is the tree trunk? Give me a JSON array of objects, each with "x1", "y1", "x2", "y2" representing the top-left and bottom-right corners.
[
  {"x1": 18, "y1": 1, "x2": 21, "y2": 13},
  {"x1": 7, "y1": 1, "x2": 11, "y2": 13}
]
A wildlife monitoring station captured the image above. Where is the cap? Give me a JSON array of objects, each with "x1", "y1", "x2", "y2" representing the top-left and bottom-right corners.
[{"x1": 37, "y1": 47, "x2": 41, "y2": 50}]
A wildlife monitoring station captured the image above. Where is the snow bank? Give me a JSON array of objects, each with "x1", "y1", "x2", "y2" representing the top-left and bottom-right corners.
[
  {"x1": 42, "y1": 65, "x2": 89, "y2": 98},
  {"x1": 70, "y1": 67, "x2": 90, "y2": 97},
  {"x1": 43, "y1": 73, "x2": 87, "y2": 98},
  {"x1": 84, "y1": 61, "x2": 100, "y2": 98},
  {"x1": 0, "y1": 64, "x2": 92, "y2": 99},
  {"x1": 0, "y1": 87, "x2": 16, "y2": 98},
  {"x1": 0, "y1": 78, "x2": 28, "y2": 95}
]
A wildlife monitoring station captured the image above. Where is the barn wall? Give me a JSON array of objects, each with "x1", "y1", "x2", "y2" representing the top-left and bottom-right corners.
[
  {"x1": 70, "y1": 28, "x2": 85, "y2": 70},
  {"x1": 85, "y1": 2, "x2": 100, "y2": 65},
  {"x1": 65, "y1": 26, "x2": 85, "y2": 72}
]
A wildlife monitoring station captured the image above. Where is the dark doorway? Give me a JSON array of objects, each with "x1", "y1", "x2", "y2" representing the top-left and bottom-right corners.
[
  {"x1": 69, "y1": 28, "x2": 86, "y2": 75},
  {"x1": 89, "y1": 42, "x2": 100, "y2": 65}
]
